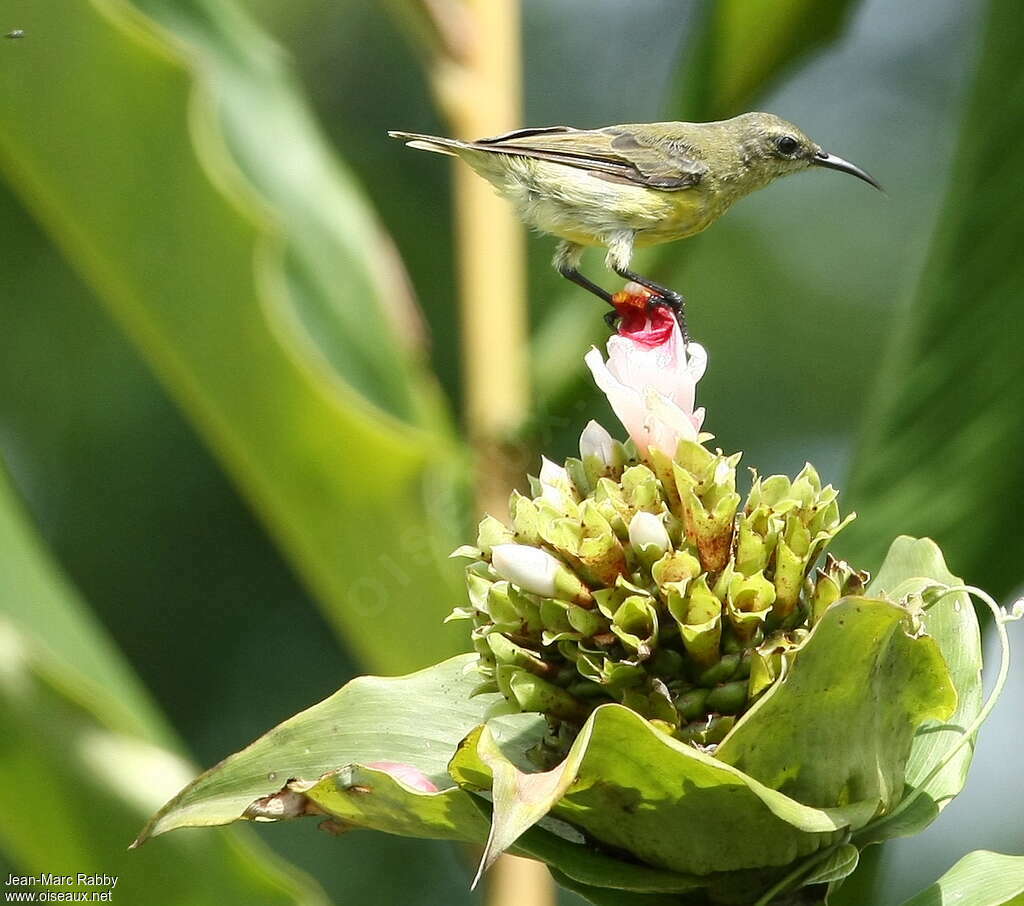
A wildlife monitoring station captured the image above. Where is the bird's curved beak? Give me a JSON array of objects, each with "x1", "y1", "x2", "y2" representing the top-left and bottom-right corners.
[{"x1": 812, "y1": 150, "x2": 883, "y2": 191}]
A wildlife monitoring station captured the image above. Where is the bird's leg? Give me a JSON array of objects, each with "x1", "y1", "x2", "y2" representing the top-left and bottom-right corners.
[
  {"x1": 604, "y1": 231, "x2": 690, "y2": 342},
  {"x1": 554, "y1": 241, "x2": 618, "y2": 326},
  {"x1": 611, "y1": 266, "x2": 689, "y2": 343},
  {"x1": 559, "y1": 266, "x2": 614, "y2": 305}
]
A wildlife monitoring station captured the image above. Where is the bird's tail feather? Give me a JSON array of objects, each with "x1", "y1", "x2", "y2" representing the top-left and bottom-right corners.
[{"x1": 387, "y1": 131, "x2": 469, "y2": 158}]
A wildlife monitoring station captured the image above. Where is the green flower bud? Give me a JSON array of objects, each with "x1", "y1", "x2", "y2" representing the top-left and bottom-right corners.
[
  {"x1": 726, "y1": 571, "x2": 776, "y2": 643},
  {"x1": 620, "y1": 464, "x2": 662, "y2": 512},
  {"x1": 736, "y1": 507, "x2": 772, "y2": 575},
  {"x1": 476, "y1": 514, "x2": 514, "y2": 554},
  {"x1": 508, "y1": 491, "x2": 542, "y2": 545},
  {"x1": 675, "y1": 687, "x2": 710, "y2": 720},
  {"x1": 651, "y1": 549, "x2": 702, "y2": 588},
  {"x1": 498, "y1": 666, "x2": 587, "y2": 722},
  {"x1": 611, "y1": 594, "x2": 659, "y2": 660},
  {"x1": 773, "y1": 517, "x2": 811, "y2": 619},
  {"x1": 576, "y1": 502, "x2": 628, "y2": 585},
  {"x1": 705, "y1": 680, "x2": 749, "y2": 715},
  {"x1": 666, "y1": 577, "x2": 722, "y2": 668},
  {"x1": 811, "y1": 554, "x2": 870, "y2": 624},
  {"x1": 486, "y1": 634, "x2": 555, "y2": 678}
]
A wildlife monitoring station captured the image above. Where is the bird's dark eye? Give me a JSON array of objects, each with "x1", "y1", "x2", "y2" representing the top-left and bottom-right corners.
[{"x1": 775, "y1": 135, "x2": 800, "y2": 156}]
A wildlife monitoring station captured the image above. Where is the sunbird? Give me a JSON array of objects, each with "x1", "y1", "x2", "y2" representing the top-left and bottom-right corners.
[{"x1": 390, "y1": 113, "x2": 880, "y2": 340}]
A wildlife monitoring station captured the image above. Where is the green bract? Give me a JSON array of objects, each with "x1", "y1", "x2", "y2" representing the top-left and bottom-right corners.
[{"x1": 136, "y1": 437, "x2": 995, "y2": 906}]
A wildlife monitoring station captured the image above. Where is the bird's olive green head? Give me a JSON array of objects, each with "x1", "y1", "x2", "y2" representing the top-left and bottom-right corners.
[{"x1": 717, "y1": 111, "x2": 881, "y2": 192}]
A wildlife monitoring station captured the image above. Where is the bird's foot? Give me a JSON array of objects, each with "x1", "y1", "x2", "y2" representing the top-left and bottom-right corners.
[
  {"x1": 607, "y1": 284, "x2": 691, "y2": 344},
  {"x1": 645, "y1": 294, "x2": 690, "y2": 345}
]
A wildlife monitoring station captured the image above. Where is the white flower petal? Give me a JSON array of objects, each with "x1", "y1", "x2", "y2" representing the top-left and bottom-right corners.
[
  {"x1": 586, "y1": 325, "x2": 707, "y2": 457},
  {"x1": 628, "y1": 511, "x2": 671, "y2": 552},
  {"x1": 579, "y1": 420, "x2": 616, "y2": 465},
  {"x1": 491, "y1": 544, "x2": 560, "y2": 598}
]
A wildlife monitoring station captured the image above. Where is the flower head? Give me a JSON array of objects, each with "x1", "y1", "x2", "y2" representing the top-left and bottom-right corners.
[{"x1": 584, "y1": 286, "x2": 707, "y2": 457}]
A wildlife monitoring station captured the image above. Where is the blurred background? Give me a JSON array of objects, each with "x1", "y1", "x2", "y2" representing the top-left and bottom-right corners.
[{"x1": 1, "y1": 0, "x2": 1022, "y2": 904}]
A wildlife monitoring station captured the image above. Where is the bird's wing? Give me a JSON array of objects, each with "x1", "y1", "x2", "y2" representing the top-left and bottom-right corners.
[{"x1": 473, "y1": 125, "x2": 706, "y2": 190}]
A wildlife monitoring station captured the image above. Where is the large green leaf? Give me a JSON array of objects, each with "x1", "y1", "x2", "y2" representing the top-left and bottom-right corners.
[
  {"x1": 0, "y1": 464, "x2": 326, "y2": 904},
  {"x1": 844, "y1": 0, "x2": 1024, "y2": 602},
  {"x1": 137, "y1": 653, "x2": 494, "y2": 839},
  {"x1": 854, "y1": 537, "x2": 983, "y2": 844},
  {"x1": 0, "y1": 0, "x2": 466, "y2": 674},
  {"x1": 451, "y1": 706, "x2": 866, "y2": 881},
  {"x1": 715, "y1": 597, "x2": 955, "y2": 811},
  {"x1": 138, "y1": 652, "x2": 705, "y2": 896},
  {"x1": 671, "y1": 0, "x2": 861, "y2": 120},
  {"x1": 899, "y1": 850, "x2": 1024, "y2": 906}
]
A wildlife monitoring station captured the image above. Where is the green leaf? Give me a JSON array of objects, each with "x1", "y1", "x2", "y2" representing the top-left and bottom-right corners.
[
  {"x1": 294, "y1": 765, "x2": 488, "y2": 842},
  {"x1": 137, "y1": 654, "x2": 496, "y2": 841},
  {"x1": 804, "y1": 843, "x2": 859, "y2": 886},
  {"x1": 452, "y1": 703, "x2": 872, "y2": 879},
  {"x1": 470, "y1": 797, "x2": 709, "y2": 897},
  {"x1": 672, "y1": 0, "x2": 861, "y2": 120},
  {"x1": 844, "y1": 0, "x2": 1024, "y2": 604},
  {"x1": 548, "y1": 870, "x2": 688, "y2": 906},
  {"x1": 855, "y1": 537, "x2": 982, "y2": 844},
  {"x1": 899, "y1": 850, "x2": 1024, "y2": 906},
  {"x1": 0, "y1": 0, "x2": 466, "y2": 675},
  {"x1": 0, "y1": 464, "x2": 327, "y2": 904},
  {"x1": 715, "y1": 596, "x2": 956, "y2": 811},
  {"x1": 139, "y1": 650, "x2": 707, "y2": 896}
]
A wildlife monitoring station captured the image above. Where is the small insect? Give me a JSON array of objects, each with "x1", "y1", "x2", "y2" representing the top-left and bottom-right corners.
[{"x1": 5, "y1": 29, "x2": 25, "y2": 39}]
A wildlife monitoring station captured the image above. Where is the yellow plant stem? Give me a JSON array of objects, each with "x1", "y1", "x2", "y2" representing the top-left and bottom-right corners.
[
  {"x1": 429, "y1": 0, "x2": 551, "y2": 902},
  {"x1": 487, "y1": 853, "x2": 556, "y2": 906},
  {"x1": 442, "y1": 0, "x2": 530, "y2": 519}
]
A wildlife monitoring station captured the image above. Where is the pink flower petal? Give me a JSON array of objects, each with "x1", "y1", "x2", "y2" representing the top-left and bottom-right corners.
[
  {"x1": 584, "y1": 299, "x2": 708, "y2": 457},
  {"x1": 365, "y1": 761, "x2": 439, "y2": 793}
]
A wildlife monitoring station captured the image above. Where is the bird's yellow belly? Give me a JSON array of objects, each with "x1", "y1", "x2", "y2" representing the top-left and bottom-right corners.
[{"x1": 498, "y1": 159, "x2": 718, "y2": 248}]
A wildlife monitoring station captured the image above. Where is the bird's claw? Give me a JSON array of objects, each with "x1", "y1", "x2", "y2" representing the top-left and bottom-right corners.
[
  {"x1": 603, "y1": 309, "x2": 620, "y2": 331},
  {"x1": 645, "y1": 294, "x2": 690, "y2": 344}
]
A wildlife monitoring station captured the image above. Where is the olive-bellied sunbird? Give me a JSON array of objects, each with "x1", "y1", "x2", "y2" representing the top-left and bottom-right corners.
[{"x1": 389, "y1": 113, "x2": 880, "y2": 340}]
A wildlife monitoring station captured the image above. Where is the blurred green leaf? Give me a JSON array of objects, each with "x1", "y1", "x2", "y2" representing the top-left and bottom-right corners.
[
  {"x1": 547, "y1": 871, "x2": 684, "y2": 906},
  {"x1": 0, "y1": 0, "x2": 467, "y2": 673},
  {"x1": 0, "y1": 464, "x2": 327, "y2": 904},
  {"x1": 844, "y1": 0, "x2": 1024, "y2": 601},
  {"x1": 898, "y1": 850, "x2": 1024, "y2": 906},
  {"x1": 673, "y1": 0, "x2": 861, "y2": 120}
]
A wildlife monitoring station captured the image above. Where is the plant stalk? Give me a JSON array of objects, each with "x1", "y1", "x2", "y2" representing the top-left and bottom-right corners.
[
  {"x1": 426, "y1": 0, "x2": 550, "y2": 902},
  {"x1": 443, "y1": 0, "x2": 530, "y2": 519}
]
